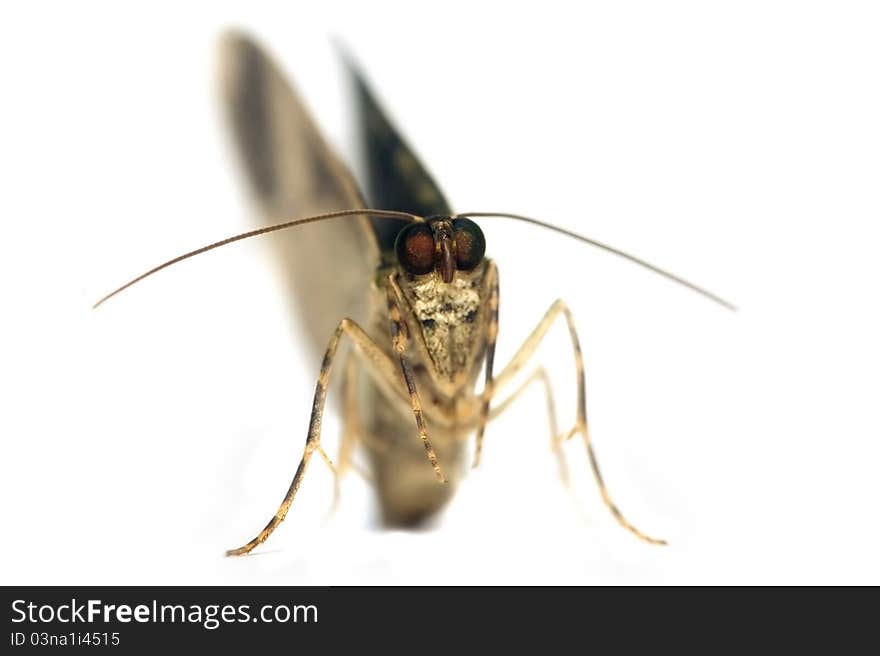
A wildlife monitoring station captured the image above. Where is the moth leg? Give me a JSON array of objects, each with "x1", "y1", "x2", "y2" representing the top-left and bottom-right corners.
[
  {"x1": 325, "y1": 354, "x2": 386, "y2": 517},
  {"x1": 486, "y1": 299, "x2": 666, "y2": 546},
  {"x1": 323, "y1": 353, "x2": 363, "y2": 520},
  {"x1": 340, "y1": 351, "x2": 360, "y2": 470},
  {"x1": 486, "y1": 366, "x2": 570, "y2": 486},
  {"x1": 226, "y1": 318, "x2": 408, "y2": 557},
  {"x1": 473, "y1": 261, "x2": 499, "y2": 467},
  {"x1": 386, "y1": 279, "x2": 447, "y2": 483},
  {"x1": 337, "y1": 354, "x2": 397, "y2": 456}
]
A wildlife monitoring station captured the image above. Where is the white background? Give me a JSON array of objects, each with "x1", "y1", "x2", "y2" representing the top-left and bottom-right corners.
[{"x1": 2, "y1": 2, "x2": 879, "y2": 585}]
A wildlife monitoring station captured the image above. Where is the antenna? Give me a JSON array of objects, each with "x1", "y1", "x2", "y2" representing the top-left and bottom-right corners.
[
  {"x1": 459, "y1": 212, "x2": 736, "y2": 311},
  {"x1": 93, "y1": 209, "x2": 419, "y2": 308}
]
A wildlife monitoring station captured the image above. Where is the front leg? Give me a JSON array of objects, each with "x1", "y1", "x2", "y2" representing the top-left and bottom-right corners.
[
  {"x1": 387, "y1": 278, "x2": 447, "y2": 484},
  {"x1": 473, "y1": 260, "x2": 499, "y2": 467}
]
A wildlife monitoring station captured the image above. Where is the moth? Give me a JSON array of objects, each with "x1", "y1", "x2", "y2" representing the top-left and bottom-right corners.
[{"x1": 95, "y1": 31, "x2": 733, "y2": 556}]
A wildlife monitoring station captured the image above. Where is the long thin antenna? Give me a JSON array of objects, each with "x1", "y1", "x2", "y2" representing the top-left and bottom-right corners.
[
  {"x1": 93, "y1": 209, "x2": 419, "y2": 308},
  {"x1": 458, "y1": 211, "x2": 736, "y2": 311}
]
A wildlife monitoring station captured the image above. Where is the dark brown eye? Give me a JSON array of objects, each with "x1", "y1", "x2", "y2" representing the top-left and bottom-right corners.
[
  {"x1": 395, "y1": 223, "x2": 436, "y2": 275},
  {"x1": 452, "y1": 218, "x2": 486, "y2": 270}
]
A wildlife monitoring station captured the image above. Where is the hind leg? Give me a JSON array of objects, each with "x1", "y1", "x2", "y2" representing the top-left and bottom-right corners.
[
  {"x1": 482, "y1": 299, "x2": 666, "y2": 546},
  {"x1": 226, "y1": 317, "x2": 421, "y2": 556}
]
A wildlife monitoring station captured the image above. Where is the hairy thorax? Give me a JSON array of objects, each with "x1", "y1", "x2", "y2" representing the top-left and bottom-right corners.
[{"x1": 400, "y1": 267, "x2": 485, "y2": 387}]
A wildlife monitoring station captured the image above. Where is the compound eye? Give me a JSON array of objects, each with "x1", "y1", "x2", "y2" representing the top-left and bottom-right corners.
[
  {"x1": 395, "y1": 223, "x2": 436, "y2": 275},
  {"x1": 452, "y1": 218, "x2": 486, "y2": 270}
]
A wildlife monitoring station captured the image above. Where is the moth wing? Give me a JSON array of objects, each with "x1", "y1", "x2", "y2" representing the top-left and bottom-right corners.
[
  {"x1": 342, "y1": 53, "x2": 453, "y2": 254},
  {"x1": 219, "y1": 32, "x2": 379, "y2": 362},
  {"x1": 343, "y1": 55, "x2": 473, "y2": 523}
]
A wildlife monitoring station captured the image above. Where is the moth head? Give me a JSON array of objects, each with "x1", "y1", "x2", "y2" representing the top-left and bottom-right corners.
[{"x1": 394, "y1": 216, "x2": 486, "y2": 283}]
